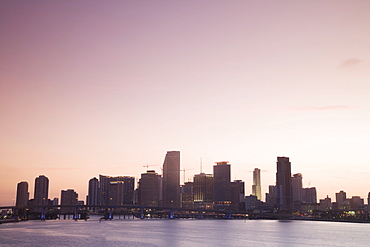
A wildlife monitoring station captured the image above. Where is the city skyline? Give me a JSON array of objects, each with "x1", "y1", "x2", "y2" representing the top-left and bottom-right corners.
[{"x1": 1, "y1": 1, "x2": 370, "y2": 206}]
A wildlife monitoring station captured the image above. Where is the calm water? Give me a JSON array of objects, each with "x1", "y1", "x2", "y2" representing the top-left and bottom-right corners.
[{"x1": 1, "y1": 217, "x2": 370, "y2": 246}]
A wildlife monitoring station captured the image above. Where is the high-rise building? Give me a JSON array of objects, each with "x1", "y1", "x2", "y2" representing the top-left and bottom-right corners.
[
  {"x1": 193, "y1": 173, "x2": 213, "y2": 208},
  {"x1": 34, "y1": 175, "x2": 49, "y2": 207},
  {"x1": 319, "y1": 195, "x2": 332, "y2": 211},
  {"x1": 291, "y1": 173, "x2": 303, "y2": 203},
  {"x1": 336, "y1": 190, "x2": 347, "y2": 204},
  {"x1": 213, "y1": 161, "x2": 231, "y2": 209},
  {"x1": 301, "y1": 187, "x2": 317, "y2": 203},
  {"x1": 266, "y1": 185, "x2": 277, "y2": 207},
  {"x1": 61, "y1": 189, "x2": 78, "y2": 213},
  {"x1": 181, "y1": 182, "x2": 194, "y2": 209},
  {"x1": 276, "y1": 157, "x2": 293, "y2": 211},
  {"x1": 88, "y1": 177, "x2": 100, "y2": 212},
  {"x1": 230, "y1": 180, "x2": 245, "y2": 211},
  {"x1": 252, "y1": 168, "x2": 261, "y2": 201},
  {"x1": 16, "y1": 181, "x2": 29, "y2": 206},
  {"x1": 162, "y1": 151, "x2": 180, "y2": 207},
  {"x1": 99, "y1": 175, "x2": 135, "y2": 206},
  {"x1": 138, "y1": 170, "x2": 161, "y2": 207}
]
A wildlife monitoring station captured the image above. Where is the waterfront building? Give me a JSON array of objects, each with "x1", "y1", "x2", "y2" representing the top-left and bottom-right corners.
[
  {"x1": 291, "y1": 173, "x2": 303, "y2": 203},
  {"x1": 252, "y1": 168, "x2": 261, "y2": 201},
  {"x1": 193, "y1": 173, "x2": 213, "y2": 209},
  {"x1": 245, "y1": 195, "x2": 260, "y2": 210},
  {"x1": 319, "y1": 195, "x2": 332, "y2": 211},
  {"x1": 138, "y1": 170, "x2": 161, "y2": 207},
  {"x1": 162, "y1": 151, "x2": 180, "y2": 207},
  {"x1": 349, "y1": 196, "x2": 364, "y2": 210},
  {"x1": 276, "y1": 157, "x2": 293, "y2": 211},
  {"x1": 99, "y1": 175, "x2": 135, "y2": 205},
  {"x1": 181, "y1": 182, "x2": 194, "y2": 209},
  {"x1": 61, "y1": 189, "x2": 78, "y2": 213},
  {"x1": 335, "y1": 190, "x2": 347, "y2": 204},
  {"x1": 16, "y1": 181, "x2": 29, "y2": 206},
  {"x1": 52, "y1": 198, "x2": 58, "y2": 206},
  {"x1": 230, "y1": 180, "x2": 245, "y2": 211},
  {"x1": 34, "y1": 175, "x2": 49, "y2": 208},
  {"x1": 265, "y1": 185, "x2": 277, "y2": 207},
  {"x1": 213, "y1": 161, "x2": 231, "y2": 209},
  {"x1": 88, "y1": 177, "x2": 100, "y2": 212},
  {"x1": 302, "y1": 187, "x2": 317, "y2": 203}
]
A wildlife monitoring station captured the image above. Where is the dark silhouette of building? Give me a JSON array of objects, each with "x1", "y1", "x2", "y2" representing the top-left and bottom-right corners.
[
  {"x1": 302, "y1": 187, "x2": 317, "y2": 203},
  {"x1": 193, "y1": 173, "x2": 213, "y2": 209},
  {"x1": 276, "y1": 157, "x2": 293, "y2": 211},
  {"x1": 61, "y1": 189, "x2": 78, "y2": 213},
  {"x1": 336, "y1": 190, "x2": 347, "y2": 204},
  {"x1": 138, "y1": 170, "x2": 161, "y2": 207},
  {"x1": 88, "y1": 177, "x2": 99, "y2": 212},
  {"x1": 252, "y1": 168, "x2": 261, "y2": 201},
  {"x1": 213, "y1": 161, "x2": 231, "y2": 209},
  {"x1": 266, "y1": 185, "x2": 277, "y2": 207},
  {"x1": 181, "y1": 182, "x2": 194, "y2": 209},
  {"x1": 162, "y1": 151, "x2": 180, "y2": 207},
  {"x1": 16, "y1": 181, "x2": 29, "y2": 206},
  {"x1": 34, "y1": 175, "x2": 49, "y2": 208},
  {"x1": 99, "y1": 175, "x2": 135, "y2": 206},
  {"x1": 230, "y1": 180, "x2": 245, "y2": 211},
  {"x1": 319, "y1": 195, "x2": 332, "y2": 211}
]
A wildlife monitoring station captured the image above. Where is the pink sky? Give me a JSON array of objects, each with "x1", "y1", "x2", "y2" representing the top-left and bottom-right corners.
[{"x1": 1, "y1": 0, "x2": 370, "y2": 206}]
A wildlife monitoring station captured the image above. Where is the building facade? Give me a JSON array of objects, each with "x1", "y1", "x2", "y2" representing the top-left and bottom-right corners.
[
  {"x1": 213, "y1": 161, "x2": 231, "y2": 209},
  {"x1": 34, "y1": 175, "x2": 49, "y2": 208},
  {"x1": 162, "y1": 151, "x2": 180, "y2": 207},
  {"x1": 138, "y1": 170, "x2": 161, "y2": 207},
  {"x1": 252, "y1": 168, "x2": 261, "y2": 201},
  {"x1": 276, "y1": 157, "x2": 293, "y2": 211},
  {"x1": 16, "y1": 181, "x2": 29, "y2": 206}
]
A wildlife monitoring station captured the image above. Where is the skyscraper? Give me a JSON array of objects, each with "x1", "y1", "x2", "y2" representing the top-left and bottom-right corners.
[
  {"x1": 291, "y1": 173, "x2": 303, "y2": 203},
  {"x1": 252, "y1": 168, "x2": 261, "y2": 201},
  {"x1": 16, "y1": 181, "x2": 29, "y2": 206},
  {"x1": 230, "y1": 180, "x2": 245, "y2": 211},
  {"x1": 213, "y1": 161, "x2": 231, "y2": 209},
  {"x1": 61, "y1": 189, "x2": 78, "y2": 213},
  {"x1": 138, "y1": 170, "x2": 161, "y2": 207},
  {"x1": 34, "y1": 175, "x2": 49, "y2": 207},
  {"x1": 88, "y1": 177, "x2": 99, "y2": 212},
  {"x1": 99, "y1": 175, "x2": 135, "y2": 205},
  {"x1": 301, "y1": 187, "x2": 317, "y2": 203},
  {"x1": 162, "y1": 151, "x2": 180, "y2": 207},
  {"x1": 193, "y1": 173, "x2": 213, "y2": 208},
  {"x1": 276, "y1": 157, "x2": 293, "y2": 211}
]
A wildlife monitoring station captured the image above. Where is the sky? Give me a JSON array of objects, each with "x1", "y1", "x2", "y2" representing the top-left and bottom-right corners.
[{"x1": 1, "y1": 0, "x2": 370, "y2": 206}]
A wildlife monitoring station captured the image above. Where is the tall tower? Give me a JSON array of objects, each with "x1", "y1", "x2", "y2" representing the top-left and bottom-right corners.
[
  {"x1": 276, "y1": 157, "x2": 293, "y2": 211},
  {"x1": 162, "y1": 151, "x2": 180, "y2": 207},
  {"x1": 213, "y1": 161, "x2": 231, "y2": 208},
  {"x1": 34, "y1": 175, "x2": 49, "y2": 207},
  {"x1": 61, "y1": 189, "x2": 78, "y2": 213},
  {"x1": 138, "y1": 170, "x2": 161, "y2": 207},
  {"x1": 193, "y1": 173, "x2": 213, "y2": 208},
  {"x1": 291, "y1": 173, "x2": 303, "y2": 203},
  {"x1": 252, "y1": 168, "x2": 261, "y2": 201},
  {"x1": 16, "y1": 181, "x2": 29, "y2": 206},
  {"x1": 88, "y1": 177, "x2": 99, "y2": 212}
]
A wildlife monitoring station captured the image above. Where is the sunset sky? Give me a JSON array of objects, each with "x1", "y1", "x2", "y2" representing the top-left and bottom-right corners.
[{"x1": 1, "y1": 0, "x2": 370, "y2": 206}]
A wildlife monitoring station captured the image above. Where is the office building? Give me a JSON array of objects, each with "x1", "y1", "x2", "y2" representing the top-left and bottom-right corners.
[
  {"x1": 181, "y1": 182, "x2": 194, "y2": 209},
  {"x1": 230, "y1": 180, "x2": 245, "y2": 211},
  {"x1": 99, "y1": 175, "x2": 135, "y2": 205},
  {"x1": 302, "y1": 187, "x2": 317, "y2": 203},
  {"x1": 319, "y1": 195, "x2": 332, "y2": 211},
  {"x1": 88, "y1": 177, "x2": 99, "y2": 212},
  {"x1": 34, "y1": 175, "x2": 49, "y2": 208},
  {"x1": 162, "y1": 151, "x2": 180, "y2": 207},
  {"x1": 213, "y1": 161, "x2": 231, "y2": 208},
  {"x1": 266, "y1": 185, "x2": 277, "y2": 207},
  {"x1": 138, "y1": 170, "x2": 161, "y2": 207},
  {"x1": 336, "y1": 190, "x2": 347, "y2": 204},
  {"x1": 16, "y1": 181, "x2": 29, "y2": 206},
  {"x1": 252, "y1": 168, "x2": 261, "y2": 201},
  {"x1": 61, "y1": 189, "x2": 78, "y2": 213},
  {"x1": 276, "y1": 157, "x2": 293, "y2": 211},
  {"x1": 193, "y1": 173, "x2": 213, "y2": 208},
  {"x1": 291, "y1": 173, "x2": 303, "y2": 203}
]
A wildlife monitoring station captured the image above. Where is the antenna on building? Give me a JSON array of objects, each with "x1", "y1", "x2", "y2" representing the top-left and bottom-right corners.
[{"x1": 200, "y1": 157, "x2": 202, "y2": 173}]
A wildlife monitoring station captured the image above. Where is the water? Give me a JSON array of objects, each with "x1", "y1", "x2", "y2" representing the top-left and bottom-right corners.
[{"x1": 1, "y1": 217, "x2": 370, "y2": 246}]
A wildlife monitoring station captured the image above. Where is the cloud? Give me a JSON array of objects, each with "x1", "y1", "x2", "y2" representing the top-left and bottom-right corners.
[{"x1": 340, "y1": 58, "x2": 362, "y2": 67}]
